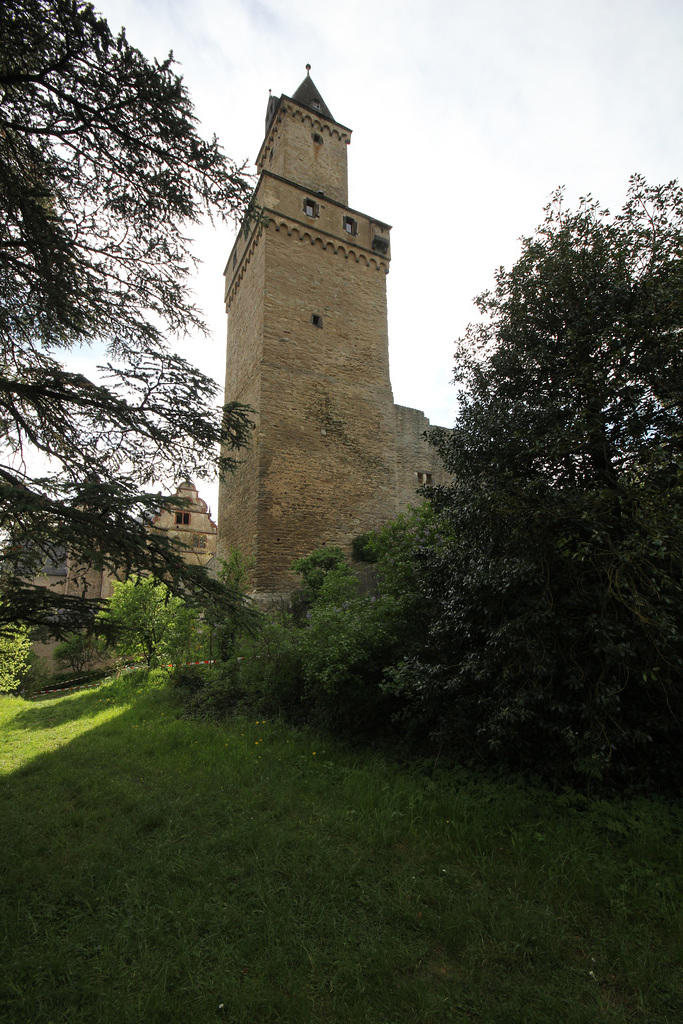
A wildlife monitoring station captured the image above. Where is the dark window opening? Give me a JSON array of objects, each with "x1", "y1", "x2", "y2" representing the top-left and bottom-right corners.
[
  {"x1": 303, "y1": 197, "x2": 319, "y2": 217},
  {"x1": 372, "y1": 233, "x2": 390, "y2": 255},
  {"x1": 415, "y1": 472, "x2": 433, "y2": 486},
  {"x1": 311, "y1": 314, "x2": 323, "y2": 328},
  {"x1": 269, "y1": 147, "x2": 274, "y2": 162},
  {"x1": 175, "y1": 512, "x2": 191, "y2": 525},
  {"x1": 343, "y1": 215, "x2": 358, "y2": 236},
  {"x1": 193, "y1": 534, "x2": 207, "y2": 549},
  {"x1": 312, "y1": 132, "x2": 323, "y2": 144}
]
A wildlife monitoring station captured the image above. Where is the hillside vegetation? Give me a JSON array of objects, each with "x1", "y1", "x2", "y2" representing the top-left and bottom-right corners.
[{"x1": 1, "y1": 672, "x2": 682, "y2": 1024}]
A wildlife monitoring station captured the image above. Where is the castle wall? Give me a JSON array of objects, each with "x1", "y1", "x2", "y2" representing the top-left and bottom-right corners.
[
  {"x1": 219, "y1": 75, "x2": 448, "y2": 598},
  {"x1": 221, "y1": 210, "x2": 398, "y2": 595},
  {"x1": 257, "y1": 224, "x2": 397, "y2": 591},
  {"x1": 258, "y1": 103, "x2": 350, "y2": 206},
  {"x1": 394, "y1": 405, "x2": 450, "y2": 513},
  {"x1": 218, "y1": 234, "x2": 266, "y2": 566}
]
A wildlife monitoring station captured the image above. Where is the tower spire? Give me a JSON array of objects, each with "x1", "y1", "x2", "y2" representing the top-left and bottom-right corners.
[{"x1": 291, "y1": 68, "x2": 333, "y2": 121}]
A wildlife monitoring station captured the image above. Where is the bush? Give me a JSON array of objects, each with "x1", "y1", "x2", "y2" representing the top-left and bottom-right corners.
[
  {"x1": 19, "y1": 653, "x2": 51, "y2": 698},
  {"x1": 0, "y1": 623, "x2": 32, "y2": 694},
  {"x1": 234, "y1": 618, "x2": 305, "y2": 719},
  {"x1": 54, "y1": 632, "x2": 108, "y2": 675},
  {"x1": 98, "y1": 576, "x2": 209, "y2": 667},
  {"x1": 170, "y1": 664, "x2": 208, "y2": 694},
  {"x1": 176, "y1": 617, "x2": 305, "y2": 723},
  {"x1": 351, "y1": 532, "x2": 381, "y2": 563},
  {"x1": 291, "y1": 546, "x2": 348, "y2": 607}
]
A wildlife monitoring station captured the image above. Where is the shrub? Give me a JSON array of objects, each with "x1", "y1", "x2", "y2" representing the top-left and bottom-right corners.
[
  {"x1": 53, "y1": 632, "x2": 108, "y2": 675},
  {"x1": 177, "y1": 617, "x2": 305, "y2": 723},
  {"x1": 291, "y1": 546, "x2": 348, "y2": 606},
  {"x1": 98, "y1": 576, "x2": 206, "y2": 667},
  {"x1": 351, "y1": 532, "x2": 381, "y2": 563},
  {"x1": 292, "y1": 562, "x2": 404, "y2": 736},
  {"x1": 234, "y1": 618, "x2": 305, "y2": 719},
  {"x1": 0, "y1": 623, "x2": 32, "y2": 694}
]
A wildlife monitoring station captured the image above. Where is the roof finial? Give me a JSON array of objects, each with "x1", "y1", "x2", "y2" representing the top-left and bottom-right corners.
[{"x1": 305, "y1": 63, "x2": 311, "y2": 75}]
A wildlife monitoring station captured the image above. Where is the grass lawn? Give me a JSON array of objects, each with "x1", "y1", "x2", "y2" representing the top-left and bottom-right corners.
[{"x1": 1, "y1": 671, "x2": 682, "y2": 1023}]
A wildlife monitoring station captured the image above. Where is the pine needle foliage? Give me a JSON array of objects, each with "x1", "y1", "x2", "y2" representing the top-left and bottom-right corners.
[{"x1": 0, "y1": 0, "x2": 255, "y2": 631}]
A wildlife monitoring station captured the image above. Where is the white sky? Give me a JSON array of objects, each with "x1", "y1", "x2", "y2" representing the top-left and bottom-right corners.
[{"x1": 91, "y1": 0, "x2": 683, "y2": 515}]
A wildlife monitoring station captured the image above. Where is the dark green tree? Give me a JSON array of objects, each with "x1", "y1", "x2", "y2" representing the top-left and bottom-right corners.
[
  {"x1": 0, "y1": 0, "x2": 254, "y2": 632},
  {"x1": 389, "y1": 177, "x2": 683, "y2": 790},
  {"x1": 53, "y1": 630, "x2": 107, "y2": 675}
]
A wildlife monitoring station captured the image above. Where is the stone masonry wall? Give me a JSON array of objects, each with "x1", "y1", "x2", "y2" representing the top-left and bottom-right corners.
[
  {"x1": 257, "y1": 103, "x2": 350, "y2": 206},
  {"x1": 219, "y1": 82, "x2": 448, "y2": 598},
  {"x1": 218, "y1": 234, "x2": 265, "y2": 566},
  {"x1": 394, "y1": 405, "x2": 450, "y2": 513},
  {"x1": 219, "y1": 190, "x2": 398, "y2": 595},
  {"x1": 251, "y1": 223, "x2": 398, "y2": 592}
]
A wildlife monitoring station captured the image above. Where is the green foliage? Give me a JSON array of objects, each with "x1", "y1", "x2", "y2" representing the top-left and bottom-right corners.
[
  {"x1": 98, "y1": 576, "x2": 204, "y2": 668},
  {"x1": 232, "y1": 618, "x2": 305, "y2": 719},
  {"x1": 389, "y1": 178, "x2": 683, "y2": 791},
  {"x1": 351, "y1": 531, "x2": 381, "y2": 562},
  {"x1": 179, "y1": 539, "x2": 432, "y2": 736},
  {"x1": 291, "y1": 546, "x2": 348, "y2": 606},
  {"x1": 0, "y1": 621, "x2": 31, "y2": 693},
  {"x1": 298, "y1": 586, "x2": 402, "y2": 735},
  {"x1": 3, "y1": 678, "x2": 683, "y2": 1023},
  {"x1": 0, "y1": 0, "x2": 254, "y2": 634},
  {"x1": 208, "y1": 549, "x2": 259, "y2": 659},
  {"x1": 19, "y1": 651, "x2": 51, "y2": 698},
  {"x1": 53, "y1": 632, "x2": 108, "y2": 675}
]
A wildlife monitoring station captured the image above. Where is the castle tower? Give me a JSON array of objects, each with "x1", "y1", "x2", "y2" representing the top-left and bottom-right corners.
[{"x1": 218, "y1": 69, "x2": 399, "y2": 597}]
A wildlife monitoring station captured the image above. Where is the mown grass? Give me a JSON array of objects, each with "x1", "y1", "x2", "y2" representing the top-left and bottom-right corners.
[{"x1": 1, "y1": 671, "x2": 682, "y2": 1024}]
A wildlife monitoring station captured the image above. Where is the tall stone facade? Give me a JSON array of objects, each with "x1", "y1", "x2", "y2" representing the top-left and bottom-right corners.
[{"x1": 218, "y1": 71, "x2": 445, "y2": 598}]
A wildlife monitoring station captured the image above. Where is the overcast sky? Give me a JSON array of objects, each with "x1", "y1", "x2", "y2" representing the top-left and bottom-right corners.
[{"x1": 93, "y1": 0, "x2": 683, "y2": 512}]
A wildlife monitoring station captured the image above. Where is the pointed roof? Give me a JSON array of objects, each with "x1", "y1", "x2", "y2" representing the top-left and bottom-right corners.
[
  {"x1": 261, "y1": 67, "x2": 349, "y2": 160},
  {"x1": 291, "y1": 65, "x2": 334, "y2": 121}
]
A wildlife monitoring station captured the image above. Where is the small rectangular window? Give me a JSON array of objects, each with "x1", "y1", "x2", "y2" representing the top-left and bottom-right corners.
[
  {"x1": 311, "y1": 314, "x2": 323, "y2": 328},
  {"x1": 192, "y1": 534, "x2": 207, "y2": 549},
  {"x1": 312, "y1": 132, "x2": 323, "y2": 144},
  {"x1": 303, "y1": 197, "x2": 319, "y2": 218},
  {"x1": 175, "y1": 511, "x2": 191, "y2": 525},
  {"x1": 343, "y1": 215, "x2": 357, "y2": 236},
  {"x1": 415, "y1": 472, "x2": 433, "y2": 486}
]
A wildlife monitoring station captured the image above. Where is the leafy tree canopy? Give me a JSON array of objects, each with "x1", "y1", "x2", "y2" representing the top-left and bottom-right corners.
[
  {"x1": 97, "y1": 575, "x2": 187, "y2": 669},
  {"x1": 0, "y1": 0, "x2": 254, "y2": 631},
  {"x1": 400, "y1": 177, "x2": 683, "y2": 790},
  {"x1": 0, "y1": 617, "x2": 31, "y2": 692}
]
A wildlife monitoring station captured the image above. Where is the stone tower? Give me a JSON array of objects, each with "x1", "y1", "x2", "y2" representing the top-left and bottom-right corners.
[{"x1": 218, "y1": 69, "x2": 400, "y2": 597}]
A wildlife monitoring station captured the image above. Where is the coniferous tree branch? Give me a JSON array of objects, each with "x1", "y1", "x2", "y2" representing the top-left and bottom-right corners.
[{"x1": 0, "y1": 0, "x2": 256, "y2": 632}]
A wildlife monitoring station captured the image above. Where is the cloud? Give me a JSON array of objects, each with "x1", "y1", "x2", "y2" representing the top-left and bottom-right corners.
[{"x1": 77, "y1": 0, "x2": 683, "y2": 507}]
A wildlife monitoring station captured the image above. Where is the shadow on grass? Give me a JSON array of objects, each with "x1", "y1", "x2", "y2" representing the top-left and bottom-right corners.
[
  {"x1": 3, "y1": 681, "x2": 682, "y2": 1024},
  {"x1": 6, "y1": 679, "x2": 125, "y2": 733}
]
